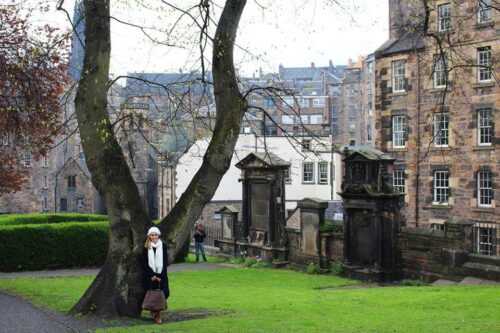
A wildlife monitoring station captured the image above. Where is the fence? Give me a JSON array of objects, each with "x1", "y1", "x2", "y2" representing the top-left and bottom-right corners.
[
  {"x1": 472, "y1": 223, "x2": 499, "y2": 256},
  {"x1": 191, "y1": 221, "x2": 223, "y2": 247}
]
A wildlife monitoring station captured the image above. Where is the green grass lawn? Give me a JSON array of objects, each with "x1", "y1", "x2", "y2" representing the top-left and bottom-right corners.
[{"x1": 0, "y1": 268, "x2": 499, "y2": 333}]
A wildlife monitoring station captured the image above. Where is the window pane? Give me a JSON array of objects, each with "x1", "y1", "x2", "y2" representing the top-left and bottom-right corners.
[
  {"x1": 433, "y1": 113, "x2": 449, "y2": 146},
  {"x1": 438, "y1": 4, "x2": 451, "y2": 32},
  {"x1": 433, "y1": 170, "x2": 449, "y2": 203},
  {"x1": 318, "y1": 162, "x2": 328, "y2": 184},
  {"x1": 303, "y1": 162, "x2": 314, "y2": 182},
  {"x1": 392, "y1": 115, "x2": 406, "y2": 147},
  {"x1": 478, "y1": 108, "x2": 493, "y2": 145},
  {"x1": 478, "y1": 170, "x2": 493, "y2": 206},
  {"x1": 478, "y1": 47, "x2": 492, "y2": 82},
  {"x1": 393, "y1": 169, "x2": 405, "y2": 193},
  {"x1": 392, "y1": 61, "x2": 406, "y2": 92}
]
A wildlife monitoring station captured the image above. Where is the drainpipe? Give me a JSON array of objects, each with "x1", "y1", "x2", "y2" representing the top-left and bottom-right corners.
[{"x1": 415, "y1": 51, "x2": 422, "y2": 228}]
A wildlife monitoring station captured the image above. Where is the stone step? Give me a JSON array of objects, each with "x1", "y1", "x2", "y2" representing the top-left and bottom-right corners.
[
  {"x1": 467, "y1": 253, "x2": 500, "y2": 267},
  {"x1": 462, "y1": 262, "x2": 500, "y2": 282}
]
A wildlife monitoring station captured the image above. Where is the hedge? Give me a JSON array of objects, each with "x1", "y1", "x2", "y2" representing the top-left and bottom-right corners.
[
  {"x1": 0, "y1": 213, "x2": 108, "y2": 226},
  {"x1": 0, "y1": 221, "x2": 109, "y2": 272}
]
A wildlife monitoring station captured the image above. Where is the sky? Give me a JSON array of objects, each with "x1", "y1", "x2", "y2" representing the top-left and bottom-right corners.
[{"x1": 5, "y1": 0, "x2": 389, "y2": 76}]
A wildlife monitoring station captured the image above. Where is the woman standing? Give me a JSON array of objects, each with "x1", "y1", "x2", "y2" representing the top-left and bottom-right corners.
[
  {"x1": 194, "y1": 223, "x2": 207, "y2": 262},
  {"x1": 143, "y1": 226, "x2": 169, "y2": 324}
]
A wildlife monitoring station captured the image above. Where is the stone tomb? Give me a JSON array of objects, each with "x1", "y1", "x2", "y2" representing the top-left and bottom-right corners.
[
  {"x1": 340, "y1": 146, "x2": 403, "y2": 281},
  {"x1": 234, "y1": 152, "x2": 290, "y2": 261}
]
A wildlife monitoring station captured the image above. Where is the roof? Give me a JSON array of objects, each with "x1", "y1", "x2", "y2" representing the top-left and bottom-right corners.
[
  {"x1": 235, "y1": 152, "x2": 291, "y2": 169},
  {"x1": 375, "y1": 32, "x2": 425, "y2": 58},
  {"x1": 216, "y1": 205, "x2": 239, "y2": 214},
  {"x1": 123, "y1": 72, "x2": 213, "y2": 97},
  {"x1": 279, "y1": 65, "x2": 346, "y2": 82},
  {"x1": 343, "y1": 145, "x2": 395, "y2": 161}
]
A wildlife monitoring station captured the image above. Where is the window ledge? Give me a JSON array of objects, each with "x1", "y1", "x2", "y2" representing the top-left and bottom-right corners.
[
  {"x1": 431, "y1": 204, "x2": 452, "y2": 209},
  {"x1": 475, "y1": 21, "x2": 494, "y2": 29},
  {"x1": 428, "y1": 87, "x2": 450, "y2": 94},
  {"x1": 302, "y1": 182, "x2": 316, "y2": 185},
  {"x1": 472, "y1": 207, "x2": 495, "y2": 213},
  {"x1": 473, "y1": 82, "x2": 495, "y2": 88},
  {"x1": 392, "y1": 91, "x2": 408, "y2": 96},
  {"x1": 390, "y1": 147, "x2": 408, "y2": 152},
  {"x1": 430, "y1": 146, "x2": 452, "y2": 152},
  {"x1": 473, "y1": 145, "x2": 495, "y2": 151}
]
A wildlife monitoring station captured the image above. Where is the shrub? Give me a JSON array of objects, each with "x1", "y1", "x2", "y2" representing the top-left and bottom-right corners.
[
  {"x1": 243, "y1": 257, "x2": 258, "y2": 267},
  {"x1": 399, "y1": 279, "x2": 428, "y2": 287},
  {"x1": 330, "y1": 261, "x2": 344, "y2": 275},
  {"x1": 306, "y1": 262, "x2": 321, "y2": 275},
  {"x1": 0, "y1": 221, "x2": 108, "y2": 271},
  {"x1": 0, "y1": 213, "x2": 108, "y2": 226},
  {"x1": 229, "y1": 257, "x2": 245, "y2": 265},
  {"x1": 251, "y1": 261, "x2": 272, "y2": 269}
]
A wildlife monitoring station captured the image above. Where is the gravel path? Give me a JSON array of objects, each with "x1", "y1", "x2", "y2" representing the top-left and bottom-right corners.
[{"x1": 0, "y1": 262, "x2": 232, "y2": 333}]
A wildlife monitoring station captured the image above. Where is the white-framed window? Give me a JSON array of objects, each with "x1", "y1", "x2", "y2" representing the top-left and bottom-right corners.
[
  {"x1": 478, "y1": 169, "x2": 493, "y2": 207},
  {"x1": 433, "y1": 113, "x2": 449, "y2": 147},
  {"x1": 282, "y1": 115, "x2": 295, "y2": 125},
  {"x1": 283, "y1": 96, "x2": 295, "y2": 107},
  {"x1": 477, "y1": 47, "x2": 492, "y2": 82},
  {"x1": 302, "y1": 139, "x2": 311, "y2": 151},
  {"x1": 68, "y1": 175, "x2": 77, "y2": 189},
  {"x1": 473, "y1": 223, "x2": 497, "y2": 256},
  {"x1": 313, "y1": 98, "x2": 326, "y2": 107},
  {"x1": 310, "y1": 115, "x2": 323, "y2": 124},
  {"x1": 431, "y1": 223, "x2": 445, "y2": 231},
  {"x1": 302, "y1": 162, "x2": 314, "y2": 183},
  {"x1": 318, "y1": 162, "x2": 329, "y2": 184},
  {"x1": 438, "y1": 3, "x2": 451, "y2": 32},
  {"x1": 283, "y1": 167, "x2": 292, "y2": 184},
  {"x1": 43, "y1": 175, "x2": 48, "y2": 189},
  {"x1": 433, "y1": 54, "x2": 447, "y2": 88},
  {"x1": 392, "y1": 115, "x2": 406, "y2": 148},
  {"x1": 393, "y1": 169, "x2": 405, "y2": 193},
  {"x1": 300, "y1": 115, "x2": 310, "y2": 124},
  {"x1": 433, "y1": 170, "x2": 450, "y2": 204},
  {"x1": 299, "y1": 98, "x2": 309, "y2": 108},
  {"x1": 478, "y1": 0, "x2": 492, "y2": 24},
  {"x1": 22, "y1": 151, "x2": 31, "y2": 167},
  {"x1": 392, "y1": 60, "x2": 406, "y2": 93},
  {"x1": 478, "y1": 108, "x2": 493, "y2": 146}
]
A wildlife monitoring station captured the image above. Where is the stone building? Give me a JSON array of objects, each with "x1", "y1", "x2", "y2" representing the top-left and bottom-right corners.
[{"x1": 375, "y1": 0, "x2": 499, "y2": 255}]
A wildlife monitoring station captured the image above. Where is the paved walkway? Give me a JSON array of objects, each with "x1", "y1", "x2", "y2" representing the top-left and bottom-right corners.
[{"x1": 0, "y1": 263, "x2": 232, "y2": 333}]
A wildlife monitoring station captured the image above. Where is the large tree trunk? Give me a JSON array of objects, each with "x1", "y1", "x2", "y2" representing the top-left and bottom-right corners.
[
  {"x1": 71, "y1": 0, "x2": 247, "y2": 318},
  {"x1": 70, "y1": 0, "x2": 150, "y2": 317},
  {"x1": 159, "y1": 0, "x2": 248, "y2": 262}
]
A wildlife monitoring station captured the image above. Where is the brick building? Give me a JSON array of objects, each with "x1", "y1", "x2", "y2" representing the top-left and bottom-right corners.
[{"x1": 375, "y1": 0, "x2": 499, "y2": 255}]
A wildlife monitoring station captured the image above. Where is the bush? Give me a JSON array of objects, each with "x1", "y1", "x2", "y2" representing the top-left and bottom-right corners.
[
  {"x1": 330, "y1": 261, "x2": 344, "y2": 275},
  {"x1": 251, "y1": 261, "x2": 272, "y2": 269},
  {"x1": 229, "y1": 257, "x2": 245, "y2": 265},
  {"x1": 243, "y1": 257, "x2": 258, "y2": 267},
  {"x1": 399, "y1": 279, "x2": 428, "y2": 287},
  {"x1": 0, "y1": 221, "x2": 109, "y2": 271},
  {"x1": 306, "y1": 262, "x2": 321, "y2": 275},
  {"x1": 0, "y1": 213, "x2": 108, "y2": 226}
]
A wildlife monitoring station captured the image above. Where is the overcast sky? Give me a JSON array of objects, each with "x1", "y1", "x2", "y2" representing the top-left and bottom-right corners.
[{"x1": 9, "y1": 0, "x2": 389, "y2": 76}]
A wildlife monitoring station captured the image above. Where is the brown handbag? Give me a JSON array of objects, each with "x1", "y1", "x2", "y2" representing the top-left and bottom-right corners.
[{"x1": 142, "y1": 289, "x2": 166, "y2": 312}]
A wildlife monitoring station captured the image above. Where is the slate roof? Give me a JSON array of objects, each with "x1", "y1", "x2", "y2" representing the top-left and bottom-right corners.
[
  {"x1": 235, "y1": 152, "x2": 291, "y2": 169},
  {"x1": 343, "y1": 145, "x2": 394, "y2": 161},
  {"x1": 216, "y1": 205, "x2": 239, "y2": 214},
  {"x1": 375, "y1": 32, "x2": 425, "y2": 58},
  {"x1": 279, "y1": 66, "x2": 346, "y2": 82},
  {"x1": 123, "y1": 72, "x2": 213, "y2": 97}
]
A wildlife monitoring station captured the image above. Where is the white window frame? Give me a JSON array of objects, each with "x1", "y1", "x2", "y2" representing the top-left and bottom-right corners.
[
  {"x1": 43, "y1": 175, "x2": 48, "y2": 189},
  {"x1": 438, "y1": 3, "x2": 451, "y2": 32},
  {"x1": 433, "y1": 113, "x2": 449, "y2": 147},
  {"x1": 477, "y1": 47, "x2": 492, "y2": 83},
  {"x1": 393, "y1": 169, "x2": 406, "y2": 193},
  {"x1": 392, "y1": 115, "x2": 406, "y2": 148},
  {"x1": 431, "y1": 223, "x2": 446, "y2": 231},
  {"x1": 392, "y1": 60, "x2": 406, "y2": 93},
  {"x1": 299, "y1": 98, "x2": 309, "y2": 108},
  {"x1": 300, "y1": 115, "x2": 310, "y2": 124},
  {"x1": 318, "y1": 162, "x2": 329, "y2": 185},
  {"x1": 283, "y1": 96, "x2": 295, "y2": 107},
  {"x1": 477, "y1": 108, "x2": 493, "y2": 146},
  {"x1": 478, "y1": 170, "x2": 493, "y2": 207},
  {"x1": 313, "y1": 98, "x2": 325, "y2": 108},
  {"x1": 302, "y1": 162, "x2": 314, "y2": 183},
  {"x1": 473, "y1": 223, "x2": 497, "y2": 256},
  {"x1": 478, "y1": 0, "x2": 492, "y2": 24},
  {"x1": 22, "y1": 151, "x2": 31, "y2": 167},
  {"x1": 310, "y1": 114, "x2": 323, "y2": 124},
  {"x1": 282, "y1": 115, "x2": 295, "y2": 125},
  {"x1": 433, "y1": 170, "x2": 450, "y2": 204},
  {"x1": 433, "y1": 54, "x2": 447, "y2": 88}
]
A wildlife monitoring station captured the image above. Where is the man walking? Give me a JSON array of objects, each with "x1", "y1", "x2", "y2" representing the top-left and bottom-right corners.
[{"x1": 194, "y1": 223, "x2": 207, "y2": 262}]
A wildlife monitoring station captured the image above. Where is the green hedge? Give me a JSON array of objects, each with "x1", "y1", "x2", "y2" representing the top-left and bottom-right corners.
[
  {"x1": 0, "y1": 213, "x2": 108, "y2": 226},
  {"x1": 0, "y1": 221, "x2": 109, "y2": 272}
]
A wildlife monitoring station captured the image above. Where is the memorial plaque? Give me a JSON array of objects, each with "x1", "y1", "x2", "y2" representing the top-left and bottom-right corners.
[{"x1": 251, "y1": 183, "x2": 270, "y2": 231}]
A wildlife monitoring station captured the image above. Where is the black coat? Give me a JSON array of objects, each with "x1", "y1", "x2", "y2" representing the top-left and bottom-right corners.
[{"x1": 143, "y1": 245, "x2": 170, "y2": 299}]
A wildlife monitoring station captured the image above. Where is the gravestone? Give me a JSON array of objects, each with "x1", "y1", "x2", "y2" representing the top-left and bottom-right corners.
[
  {"x1": 340, "y1": 146, "x2": 403, "y2": 281},
  {"x1": 235, "y1": 152, "x2": 290, "y2": 261}
]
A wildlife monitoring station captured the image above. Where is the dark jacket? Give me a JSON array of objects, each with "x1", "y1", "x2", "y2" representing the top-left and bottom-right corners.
[
  {"x1": 194, "y1": 230, "x2": 206, "y2": 243},
  {"x1": 143, "y1": 245, "x2": 170, "y2": 299}
]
